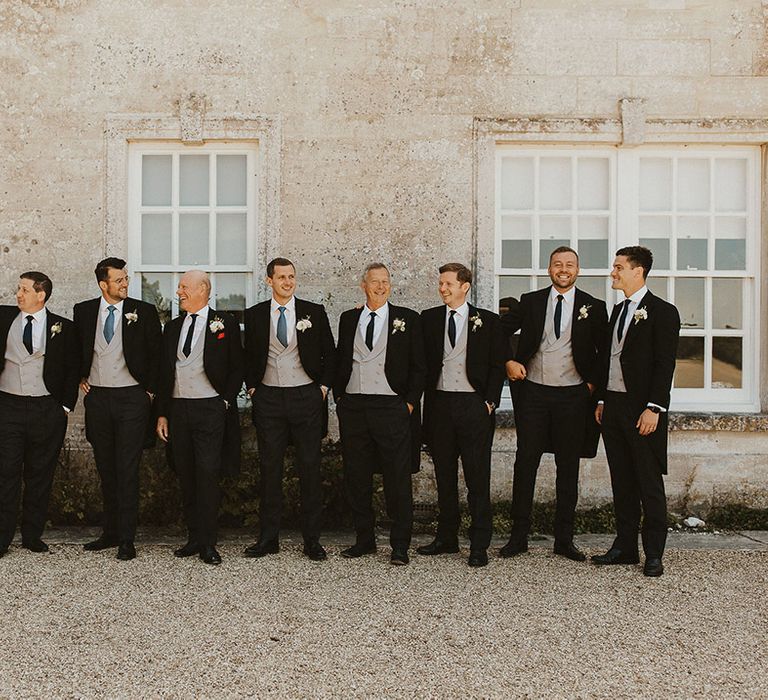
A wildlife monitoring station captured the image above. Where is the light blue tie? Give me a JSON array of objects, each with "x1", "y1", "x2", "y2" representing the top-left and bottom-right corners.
[
  {"x1": 104, "y1": 305, "x2": 116, "y2": 344},
  {"x1": 277, "y1": 306, "x2": 288, "y2": 347}
]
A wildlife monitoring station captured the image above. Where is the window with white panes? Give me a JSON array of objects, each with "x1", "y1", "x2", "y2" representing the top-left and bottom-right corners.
[
  {"x1": 496, "y1": 144, "x2": 760, "y2": 411},
  {"x1": 127, "y1": 143, "x2": 258, "y2": 324}
]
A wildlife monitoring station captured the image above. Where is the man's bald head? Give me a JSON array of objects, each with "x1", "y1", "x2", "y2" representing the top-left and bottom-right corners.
[{"x1": 177, "y1": 269, "x2": 211, "y2": 314}]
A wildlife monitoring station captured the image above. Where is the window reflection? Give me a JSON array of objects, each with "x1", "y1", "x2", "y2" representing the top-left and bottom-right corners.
[
  {"x1": 675, "y1": 337, "x2": 704, "y2": 388},
  {"x1": 712, "y1": 337, "x2": 742, "y2": 389}
]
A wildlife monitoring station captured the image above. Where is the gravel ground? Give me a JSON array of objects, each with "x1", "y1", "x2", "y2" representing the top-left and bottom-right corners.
[{"x1": 0, "y1": 536, "x2": 766, "y2": 699}]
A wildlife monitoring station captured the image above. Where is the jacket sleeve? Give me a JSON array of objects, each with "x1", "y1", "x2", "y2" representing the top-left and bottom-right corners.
[
  {"x1": 144, "y1": 303, "x2": 163, "y2": 395},
  {"x1": 62, "y1": 320, "x2": 81, "y2": 411},
  {"x1": 224, "y1": 313, "x2": 244, "y2": 403},
  {"x1": 484, "y1": 312, "x2": 507, "y2": 406},
  {"x1": 243, "y1": 307, "x2": 258, "y2": 391},
  {"x1": 71, "y1": 302, "x2": 88, "y2": 380},
  {"x1": 157, "y1": 325, "x2": 173, "y2": 419},
  {"x1": 586, "y1": 299, "x2": 609, "y2": 387},
  {"x1": 317, "y1": 304, "x2": 337, "y2": 389},
  {"x1": 405, "y1": 310, "x2": 426, "y2": 407},
  {"x1": 648, "y1": 301, "x2": 681, "y2": 410},
  {"x1": 499, "y1": 297, "x2": 522, "y2": 361}
]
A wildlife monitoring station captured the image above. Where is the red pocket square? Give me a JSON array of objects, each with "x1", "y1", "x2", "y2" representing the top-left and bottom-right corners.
[{"x1": 217, "y1": 332, "x2": 226, "y2": 339}]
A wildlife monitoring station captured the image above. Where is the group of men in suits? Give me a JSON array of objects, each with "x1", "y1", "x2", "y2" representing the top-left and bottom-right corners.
[{"x1": 0, "y1": 245, "x2": 679, "y2": 576}]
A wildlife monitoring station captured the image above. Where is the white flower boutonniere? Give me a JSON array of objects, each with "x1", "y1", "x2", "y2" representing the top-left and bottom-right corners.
[
  {"x1": 125, "y1": 311, "x2": 138, "y2": 325},
  {"x1": 209, "y1": 317, "x2": 225, "y2": 334},
  {"x1": 296, "y1": 316, "x2": 312, "y2": 332},
  {"x1": 578, "y1": 304, "x2": 591, "y2": 320},
  {"x1": 50, "y1": 322, "x2": 62, "y2": 338},
  {"x1": 469, "y1": 314, "x2": 483, "y2": 332},
  {"x1": 392, "y1": 318, "x2": 406, "y2": 334},
  {"x1": 633, "y1": 307, "x2": 648, "y2": 325}
]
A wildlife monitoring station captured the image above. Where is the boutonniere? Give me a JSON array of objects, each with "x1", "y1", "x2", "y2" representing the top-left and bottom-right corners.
[
  {"x1": 296, "y1": 316, "x2": 312, "y2": 332},
  {"x1": 633, "y1": 306, "x2": 648, "y2": 325},
  {"x1": 578, "y1": 304, "x2": 591, "y2": 320},
  {"x1": 392, "y1": 318, "x2": 406, "y2": 334},
  {"x1": 125, "y1": 311, "x2": 138, "y2": 325},
  {"x1": 50, "y1": 321, "x2": 62, "y2": 338},
  {"x1": 209, "y1": 317, "x2": 225, "y2": 338},
  {"x1": 469, "y1": 314, "x2": 483, "y2": 332}
]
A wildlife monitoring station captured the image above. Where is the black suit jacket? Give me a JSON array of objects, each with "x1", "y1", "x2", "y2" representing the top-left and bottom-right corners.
[
  {"x1": 421, "y1": 304, "x2": 506, "y2": 447},
  {"x1": 158, "y1": 308, "x2": 244, "y2": 475},
  {"x1": 501, "y1": 286, "x2": 608, "y2": 458},
  {"x1": 73, "y1": 297, "x2": 163, "y2": 394},
  {"x1": 597, "y1": 290, "x2": 680, "y2": 473},
  {"x1": 333, "y1": 304, "x2": 426, "y2": 472},
  {"x1": 0, "y1": 305, "x2": 80, "y2": 410}
]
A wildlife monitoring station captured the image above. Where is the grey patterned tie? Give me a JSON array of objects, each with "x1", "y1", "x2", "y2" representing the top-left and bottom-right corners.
[{"x1": 104, "y1": 305, "x2": 116, "y2": 344}]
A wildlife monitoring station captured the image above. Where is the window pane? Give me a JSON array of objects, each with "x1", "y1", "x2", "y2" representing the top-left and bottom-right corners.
[
  {"x1": 712, "y1": 337, "x2": 742, "y2": 389},
  {"x1": 677, "y1": 239, "x2": 707, "y2": 271},
  {"x1": 675, "y1": 337, "x2": 704, "y2": 388},
  {"x1": 577, "y1": 158, "x2": 609, "y2": 210},
  {"x1": 639, "y1": 215, "x2": 671, "y2": 269},
  {"x1": 714, "y1": 159, "x2": 747, "y2": 212},
  {"x1": 539, "y1": 158, "x2": 571, "y2": 210},
  {"x1": 179, "y1": 154, "x2": 209, "y2": 206},
  {"x1": 502, "y1": 241, "x2": 531, "y2": 269},
  {"x1": 500, "y1": 158, "x2": 534, "y2": 210},
  {"x1": 645, "y1": 277, "x2": 668, "y2": 301},
  {"x1": 576, "y1": 276, "x2": 606, "y2": 302},
  {"x1": 677, "y1": 159, "x2": 710, "y2": 211},
  {"x1": 179, "y1": 213, "x2": 209, "y2": 265},
  {"x1": 712, "y1": 279, "x2": 742, "y2": 330},
  {"x1": 714, "y1": 216, "x2": 746, "y2": 270},
  {"x1": 141, "y1": 213, "x2": 172, "y2": 264},
  {"x1": 216, "y1": 213, "x2": 247, "y2": 265},
  {"x1": 217, "y1": 155, "x2": 247, "y2": 206},
  {"x1": 539, "y1": 215, "x2": 570, "y2": 239},
  {"x1": 142, "y1": 155, "x2": 172, "y2": 206},
  {"x1": 675, "y1": 278, "x2": 705, "y2": 329},
  {"x1": 577, "y1": 215, "x2": 608, "y2": 269},
  {"x1": 639, "y1": 158, "x2": 672, "y2": 211},
  {"x1": 140, "y1": 272, "x2": 173, "y2": 325},
  {"x1": 499, "y1": 275, "x2": 530, "y2": 303},
  {"x1": 640, "y1": 239, "x2": 670, "y2": 270},
  {"x1": 215, "y1": 273, "x2": 246, "y2": 324}
]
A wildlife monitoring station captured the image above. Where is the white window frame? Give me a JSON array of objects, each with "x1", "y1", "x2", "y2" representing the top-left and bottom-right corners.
[
  {"x1": 127, "y1": 141, "x2": 259, "y2": 319},
  {"x1": 494, "y1": 144, "x2": 761, "y2": 413}
]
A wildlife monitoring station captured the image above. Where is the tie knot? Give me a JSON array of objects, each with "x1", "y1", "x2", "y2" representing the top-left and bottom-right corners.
[
  {"x1": 449, "y1": 309, "x2": 457, "y2": 316},
  {"x1": 26, "y1": 315, "x2": 33, "y2": 322},
  {"x1": 190, "y1": 313, "x2": 198, "y2": 320},
  {"x1": 278, "y1": 306, "x2": 286, "y2": 314},
  {"x1": 370, "y1": 311, "x2": 377, "y2": 318},
  {"x1": 107, "y1": 305, "x2": 116, "y2": 313},
  {"x1": 624, "y1": 299, "x2": 632, "y2": 308},
  {"x1": 556, "y1": 294, "x2": 564, "y2": 302}
]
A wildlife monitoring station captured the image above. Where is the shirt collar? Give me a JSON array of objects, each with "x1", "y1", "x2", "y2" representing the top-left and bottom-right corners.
[
  {"x1": 100, "y1": 297, "x2": 124, "y2": 314},
  {"x1": 363, "y1": 302, "x2": 388, "y2": 318},
  {"x1": 627, "y1": 285, "x2": 648, "y2": 305},
  {"x1": 271, "y1": 296, "x2": 295, "y2": 313},
  {"x1": 186, "y1": 305, "x2": 210, "y2": 322},
  {"x1": 446, "y1": 301, "x2": 469, "y2": 318},
  {"x1": 549, "y1": 286, "x2": 575, "y2": 304},
  {"x1": 20, "y1": 307, "x2": 47, "y2": 323}
]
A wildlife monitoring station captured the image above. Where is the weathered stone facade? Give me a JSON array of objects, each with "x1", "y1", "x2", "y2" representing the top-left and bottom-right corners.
[{"x1": 2, "y1": 0, "x2": 768, "y2": 515}]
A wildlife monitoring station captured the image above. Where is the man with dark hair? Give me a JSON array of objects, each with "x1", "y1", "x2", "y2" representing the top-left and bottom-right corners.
[
  {"x1": 418, "y1": 263, "x2": 506, "y2": 567},
  {"x1": 156, "y1": 270, "x2": 243, "y2": 566},
  {"x1": 500, "y1": 246, "x2": 608, "y2": 561},
  {"x1": 0, "y1": 272, "x2": 79, "y2": 557},
  {"x1": 73, "y1": 257, "x2": 162, "y2": 561},
  {"x1": 334, "y1": 263, "x2": 426, "y2": 565},
  {"x1": 593, "y1": 245, "x2": 680, "y2": 577},
  {"x1": 242, "y1": 258, "x2": 335, "y2": 561}
]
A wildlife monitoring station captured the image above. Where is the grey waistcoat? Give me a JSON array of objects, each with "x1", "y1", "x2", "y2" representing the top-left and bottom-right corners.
[
  {"x1": 88, "y1": 309, "x2": 138, "y2": 388},
  {"x1": 526, "y1": 302, "x2": 582, "y2": 387},
  {"x1": 607, "y1": 322, "x2": 628, "y2": 393},
  {"x1": 172, "y1": 327, "x2": 218, "y2": 399},
  {"x1": 437, "y1": 318, "x2": 474, "y2": 393},
  {"x1": 0, "y1": 315, "x2": 49, "y2": 396},
  {"x1": 346, "y1": 320, "x2": 396, "y2": 396},
  {"x1": 262, "y1": 320, "x2": 313, "y2": 388}
]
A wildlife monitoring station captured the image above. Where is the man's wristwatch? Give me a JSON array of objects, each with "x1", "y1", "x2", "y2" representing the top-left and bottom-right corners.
[{"x1": 647, "y1": 405, "x2": 662, "y2": 414}]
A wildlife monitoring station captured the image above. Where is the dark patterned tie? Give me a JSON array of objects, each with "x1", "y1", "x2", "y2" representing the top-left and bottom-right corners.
[
  {"x1": 277, "y1": 306, "x2": 288, "y2": 347},
  {"x1": 448, "y1": 310, "x2": 457, "y2": 348},
  {"x1": 182, "y1": 314, "x2": 198, "y2": 357},
  {"x1": 554, "y1": 295, "x2": 564, "y2": 340},
  {"x1": 23, "y1": 315, "x2": 34, "y2": 354},
  {"x1": 104, "y1": 305, "x2": 116, "y2": 344},
  {"x1": 365, "y1": 312, "x2": 376, "y2": 351},
  {"x1": 617, "y1": 299, "x2": 632, "y2": 342}
]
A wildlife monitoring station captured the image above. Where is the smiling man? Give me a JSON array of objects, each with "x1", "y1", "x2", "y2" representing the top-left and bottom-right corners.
[
  {"x1": 242, "y1": 258, "x2": 335, "y2": 562},
  {"x1": 592, "y1": 246, "x2": 680, "y2": 578},
  {"x1": 0, "y1": 272, "x2": 79, "y2": 558},
  {"x1": 500, "y1": 247, "x2": 607, "y2": 561},
  {"x1": 333, "y1": 263, "x2": 425, "y2": 565}
]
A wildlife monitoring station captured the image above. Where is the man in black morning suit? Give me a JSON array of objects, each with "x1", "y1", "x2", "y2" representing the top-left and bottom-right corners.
[
  {"x1": 334, "y1": 263, "x2": 426, "y2": 565},
  {"x1": 593, "y1": 246, "x2": 680, "y2": 578},
  {"x1": 242, "y1": 257, "x2": 335, "y2": 562},
  {"x1": 0, "y1": 272, "x2": 79, "y2": 558},
  {"x1": 418, "y1": 263, "x2": 506, "y2": 567},
  {"x1": 500, "y1": 247, "x2": 608, "y2": 561},
  {"x1": 156, "y1": 270, "x2": 243, "y2": 566},
  {"x1": 73, "y1": 257, "x2": 162, "y2": 561}
]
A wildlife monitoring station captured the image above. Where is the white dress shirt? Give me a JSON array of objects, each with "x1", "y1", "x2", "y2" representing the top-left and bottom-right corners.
[
  {"x1": 271, "y1": 296, "x2": 296, "y2": 345},
  {"x1": 445, "y1": 301, "x2": 468, "y2": 342},
  {"x1": 549, "y1": 286, "x2": 575, "y2": 337},
  {"x1": 358, "y1": 302, "x2": 389, "y2": 347},
  {"x1": 18, "y1": 307, "x2": 47, "y2": 353},
  {"x1": 99, "y1": 297, "x2": 124, "y2": 342},
  {"x1": 178, "y1": 305, "x2": 210, "y2": 355},
  {"x1": 615, "y1": 285, "x2": 648, "y2": 343}
]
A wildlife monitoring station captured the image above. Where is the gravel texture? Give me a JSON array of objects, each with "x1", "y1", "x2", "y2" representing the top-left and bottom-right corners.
[{"x1": 0, "y1": 535, "x2": 766, "y2": 699}]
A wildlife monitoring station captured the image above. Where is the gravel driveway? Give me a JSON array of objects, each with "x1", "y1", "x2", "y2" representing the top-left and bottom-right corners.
[{"x1": 0, "y1": 533, "x2": 766, "y2": 699}]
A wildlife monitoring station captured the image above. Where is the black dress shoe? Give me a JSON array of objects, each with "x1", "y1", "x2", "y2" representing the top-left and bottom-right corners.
[
  {"x1": 390, "y1": 548, "x2": 409, "y2": 566},
  {"x1": 200, "y1": 546, "x2": 222, "y2": 565},
  {"x1": 416, "y1": 539, "x2": 460, "y2": 555},
  {"x1": 117, "y1": 541, "x2": 136, "y2": 561},
  {"x1": 340, "y1": 542, "x2": 377, "y2": 559},
  {"x1": 591, "y1": 548, "x2": 640, "y2": 565},
  {"x1": 174, "y1": 541, "x2": 200, "y2": 558},
  {"x1": 83, "y1": 535, "x2": 119, "y2": 551},
  {"x1": 643, "y1": 557, "x2": 664, "y2": 577},
  {"x1": 468, "y1": 550, "x2": 489, "y2": 567},
  {"x1": 21, "y1": 539, "x2": 49, "y2": 553},
  {"x1": 553, "y1": 540, "x2": 587, "y2": 562},
  {"x1": 243, "y1": 540, "x2": 279, "y2": 558},
  {"x1": 303, "y1": 540, "x2": 327, "y2": 561},
  {"x1": 499, "y1": 538, "x2": 528, "y2": 558}
]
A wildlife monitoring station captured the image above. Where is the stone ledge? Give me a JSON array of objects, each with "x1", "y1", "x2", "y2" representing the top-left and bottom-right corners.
[{"x1": 495, "y1": 410, "x2": 768, "y2": 432}]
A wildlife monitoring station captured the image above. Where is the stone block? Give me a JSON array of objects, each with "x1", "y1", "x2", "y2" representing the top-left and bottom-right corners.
[
  {"x1": 618, "y1": 39, "x2": 710, "y2": 76},
  {"x1": 546, "y1": 39, "x2": 618, "y2": 76}
]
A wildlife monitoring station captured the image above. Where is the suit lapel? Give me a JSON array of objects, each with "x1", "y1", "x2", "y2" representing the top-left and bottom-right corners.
[
  {"x1": 294, "y1": 298, "x2": 309, "y2": 351},
  {"x1": 168, "y1": 315, "x2": 184, "y2": 361},
  {"x1": 83, "y1": 298, "x2": 100, "y2": 353},
  {"x1": 622, "y1": 291, "x2": 653, "y2": 349},
  {"x1": 258, "y1": 301, "x2": 272, "y2": 355},
  {"x1": 532, "y1": 288, "x2": 549, "y2": 343}
]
